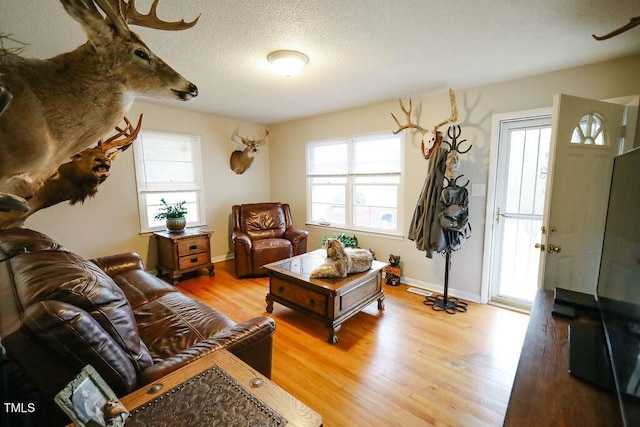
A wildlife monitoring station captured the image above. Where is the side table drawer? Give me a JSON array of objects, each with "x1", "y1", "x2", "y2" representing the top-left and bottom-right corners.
[
  {"x1": 177, "y1": 237, "x2": 209, "y2": 256},
  {"x1": 178, "y1": 251, "x2": 210, "y2": 269},
  {"x1": 272, "y1": 277, "x2": 327, "y2": 315}
]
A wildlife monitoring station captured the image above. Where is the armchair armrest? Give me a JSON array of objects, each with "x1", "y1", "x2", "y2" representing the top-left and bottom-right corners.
[
  {"x1": 284, "y1": 227, "x2": 308, "y2": 244},
  {"x1": 231, "y1": 231, "x2": 252, "y2": 249},
  {"x1": 284, "y1": 227, "x2": 309, "y2": 254},
  {"x1": 91, "y1": 252, "x2": 144, "y2": 277},
  {"x1": 138, "y1": 317, "x2": 276, "y2": 384}
]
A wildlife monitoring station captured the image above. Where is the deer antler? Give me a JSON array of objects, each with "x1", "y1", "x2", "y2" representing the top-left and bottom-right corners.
[
  {"x1": 120, "y1": 0, "x2": 200, "y2": 30},
  {"x1": 391, "y1": 99, "x2": 427, "y2": 135},
  {"x1": 431, "y1": 89, "x2": 458, "y2": 133},
  {"x1": 234, "y1": 128, "x2": 269, "y2": 147},
  {"x1": 94, "y1": 0, "x2": 199, "y2": 32},
  {"x1": 593, "y1": 16, "x2": 640, "y2": 40},
  {"x1": 98, "y1": 114, "x2": 143, "y2": 153}
]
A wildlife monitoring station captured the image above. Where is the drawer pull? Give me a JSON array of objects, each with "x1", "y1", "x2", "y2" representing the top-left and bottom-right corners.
[
  {"x1": 190, "y1": 257, "x2": 198, "y2": 263},
  {"x1": 278, "y1": 286, "x2": 284, "y2": 293},
  {"x1": 189, "y1": 244, "x2": 197, "y2": 250}
]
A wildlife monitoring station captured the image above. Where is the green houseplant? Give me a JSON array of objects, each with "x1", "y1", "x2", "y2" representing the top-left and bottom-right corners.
[
  {"x1": 154, "y1": 198, "x2": 188, "y2": 232},
  {"x1": 321, "y1": 233, "x2": 359, "y2": 248}
]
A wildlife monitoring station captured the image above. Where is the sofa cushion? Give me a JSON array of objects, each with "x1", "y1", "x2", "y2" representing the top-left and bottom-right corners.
[
  {"x1": 23, "y1": 300, "x2": 138, "y2": 395},
  {"x1": 133, "y1": 292, "x2": 236, "y2": 362},
  {"x1": 3, "y1": 229, "x2": 153, "y2": 373}
]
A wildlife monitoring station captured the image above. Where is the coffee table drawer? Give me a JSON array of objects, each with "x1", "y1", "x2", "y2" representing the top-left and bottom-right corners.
[
  {"x1": 271, "y1": 277, "x2": 327, "y2": 316},
  {"x1": 340, "y1": 275, "x2": 380, "y2": 312}
]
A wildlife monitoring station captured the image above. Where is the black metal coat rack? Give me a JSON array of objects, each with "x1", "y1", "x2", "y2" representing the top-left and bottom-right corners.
[{"x1": 423, "y1": 125, "x2": 471, "y2": 314}]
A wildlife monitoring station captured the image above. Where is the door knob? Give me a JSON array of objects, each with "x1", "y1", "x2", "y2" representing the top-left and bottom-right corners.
[
  {"x1": 547, "y1": 244, "x2": 561, "y2": 253},
  {"x1": 535, "y1": 243, "x2": 546, "y2": 251}
]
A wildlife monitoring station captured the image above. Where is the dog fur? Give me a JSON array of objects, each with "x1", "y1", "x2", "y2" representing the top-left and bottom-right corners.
[{"x1": 310, "y1": 238, "x2": 373, "y2": 279}]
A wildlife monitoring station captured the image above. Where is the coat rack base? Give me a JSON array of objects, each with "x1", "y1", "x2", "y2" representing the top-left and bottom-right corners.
[{"x1": 423, "y1": 294, "x2": 468, "y2": 314}]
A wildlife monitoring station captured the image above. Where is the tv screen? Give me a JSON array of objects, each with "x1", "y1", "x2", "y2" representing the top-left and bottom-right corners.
[{"x1": 597, "y1": 146, "x2": 640, "y2": 424}]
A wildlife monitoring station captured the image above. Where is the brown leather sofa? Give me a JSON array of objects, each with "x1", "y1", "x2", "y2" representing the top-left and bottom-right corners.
[
  {"x1": 0, "y1": 228, "x2": 275, "y2": 426},
  {"x1": 232, "y1": 202, "x2": 308, "y2": 278}
]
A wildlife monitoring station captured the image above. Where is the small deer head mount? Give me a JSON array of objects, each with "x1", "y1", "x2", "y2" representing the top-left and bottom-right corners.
[
  {"x1": 391, "y1": 88, "x2": 458, "y2": 159},
  {"x1": 229, "y1": 128, "x2": 269, "y2": 174}
]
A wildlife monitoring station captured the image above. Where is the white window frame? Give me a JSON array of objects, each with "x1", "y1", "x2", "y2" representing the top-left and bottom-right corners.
[
  {"x1": 306, "y1": 132, "x2": 404, "y2": 236},
  {"x1": 133, "y1": 130, "x2": 206, "y2": 233}
]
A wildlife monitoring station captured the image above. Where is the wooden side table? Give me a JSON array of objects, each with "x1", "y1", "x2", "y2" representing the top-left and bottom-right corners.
[
  {"x1": 120, "y1": 349, "x2": 323, "y2": 426},
  {"x1": 154, "y1": 228, "x2": 215, "y2": 285}
]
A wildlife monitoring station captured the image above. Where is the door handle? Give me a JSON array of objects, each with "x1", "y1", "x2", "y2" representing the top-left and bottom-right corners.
[
  {"x1": 534, "y1": 243, "x2": 546, "y2": 251},
  {"x1": 547, "y1": 244, "x2": 561, "y2": 253}
]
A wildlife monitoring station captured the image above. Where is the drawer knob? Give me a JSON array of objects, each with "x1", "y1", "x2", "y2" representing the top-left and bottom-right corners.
[{"x1": 278, "y1": 286, "x2": 284, "y2": 293}]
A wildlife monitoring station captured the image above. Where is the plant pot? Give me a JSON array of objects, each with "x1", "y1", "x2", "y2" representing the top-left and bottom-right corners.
[{"x1": 166, "y1": 217, "x2": 186, "y2": 232}]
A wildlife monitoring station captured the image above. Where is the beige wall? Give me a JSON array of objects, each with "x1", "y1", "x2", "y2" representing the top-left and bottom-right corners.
[
  {"x1": 24, "y1": 54, "x2": 640, "y2": 301},
  {"x1": 268, "y1": 54, "x2": 640, "y2": 302},
  {"x1": 26, "y1": 102, "x2": 270, "y2": 268}
]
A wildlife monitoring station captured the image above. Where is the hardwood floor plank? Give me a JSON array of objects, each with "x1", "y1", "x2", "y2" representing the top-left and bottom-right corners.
[{"x1": 177, "y1": 260, "x2": 529, "y2": 426}]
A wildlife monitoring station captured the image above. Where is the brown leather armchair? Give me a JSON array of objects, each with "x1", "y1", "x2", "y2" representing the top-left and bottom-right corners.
[{"x1": 232, "y1": 202, "x2": 308, "y2": 278}]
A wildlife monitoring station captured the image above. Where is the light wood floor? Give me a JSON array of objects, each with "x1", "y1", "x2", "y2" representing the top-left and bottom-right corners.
[{"x1": 177, "y1": 260, "x2": 530, "y2": 427}]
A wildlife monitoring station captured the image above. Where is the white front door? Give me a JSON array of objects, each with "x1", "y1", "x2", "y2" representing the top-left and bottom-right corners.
[{"x1": 538, "y1": 94, "x2": 627, "y2": 294}]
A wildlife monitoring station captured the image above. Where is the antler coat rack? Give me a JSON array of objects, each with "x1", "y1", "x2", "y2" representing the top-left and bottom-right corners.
[{"x1": 395, "y1": 90, "x2": 472, "y2": 314}]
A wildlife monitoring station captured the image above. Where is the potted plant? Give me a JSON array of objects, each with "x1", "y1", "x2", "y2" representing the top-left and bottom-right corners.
[{"x1": 154, "y1": 198, "x2": 188, "y2": 232}]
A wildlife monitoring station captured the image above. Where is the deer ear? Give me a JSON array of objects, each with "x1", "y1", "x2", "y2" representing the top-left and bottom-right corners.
[{"x1": 60, "y1": 0, "x2": 122, "y2": 44}]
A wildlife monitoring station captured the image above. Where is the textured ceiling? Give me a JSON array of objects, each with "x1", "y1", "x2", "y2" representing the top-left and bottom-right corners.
[{"x1": 1, "y1": 0, "x2": 639, "y2": 124}]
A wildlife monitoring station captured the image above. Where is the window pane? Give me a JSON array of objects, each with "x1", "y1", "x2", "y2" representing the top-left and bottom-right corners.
[
  {"x1": 308, "y1": 143, "x2": 347, "y2": 175},
  {"x1": 310, "y1": 182, "x2": 346, "y2": 224},
  {"x1": 145, "y1": 191, "x2": 200, "y2": 228},
  {"x1": 353, "y1": 182, "x2": 398, "y2": 229},
  {"x1": 139, "y1": 133, "x2": 196, "y2": 185},
  {"x1": 352, "y1": 136, "x2": 401, "y2": 174}
]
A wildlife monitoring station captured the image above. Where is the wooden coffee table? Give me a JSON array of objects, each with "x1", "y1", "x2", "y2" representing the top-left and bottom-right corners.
[{"x1": 264, "y1": 250, "x2": 386, "y2": 344}]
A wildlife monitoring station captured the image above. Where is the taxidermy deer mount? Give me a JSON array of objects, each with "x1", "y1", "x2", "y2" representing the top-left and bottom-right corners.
[
  {"x1": 0, "y1": 115, "x2": 142, "y2": 230},
  {"x1": 593, "y1": 16, "x2": 640, "y2": 40},
  {"x1": 230, "y1": 128, "x2": 269, "y2": 174},
  {"x1": 0, "y1": 0, "x2": 200, "y2": 213},
  {"x1": 391, "y1": 88, "x2": 458, "y2": 159}
]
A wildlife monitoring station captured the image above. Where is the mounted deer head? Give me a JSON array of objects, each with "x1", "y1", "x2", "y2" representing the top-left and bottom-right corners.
[
  {"x1": 0, "y1": 115, "x2": 142, "y2": 230},
  {"x1": 0, "y1": 0, "x2": 199, "y2": 212},
  {"x1": 391, "y1": 88, "x2": 458, "y2": 159},
  {"x1": 230, "y1": 128, "x2": 269, "y2": 174}
]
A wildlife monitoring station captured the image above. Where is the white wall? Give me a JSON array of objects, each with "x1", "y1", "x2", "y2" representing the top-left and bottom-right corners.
[
  {"x1": 26, "y1": 101, "x2": 270, "y2": 268},
  {"x1": 268, "y1": 55, "x2": 640, "y2": 302}
]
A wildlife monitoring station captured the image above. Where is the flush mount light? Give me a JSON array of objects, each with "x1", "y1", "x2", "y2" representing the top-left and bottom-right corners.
[{"x1": 267, "y1": 50, "x2": 309, "y2": 77}]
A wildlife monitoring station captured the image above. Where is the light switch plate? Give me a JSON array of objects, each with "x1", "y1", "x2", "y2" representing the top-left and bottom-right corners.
[{"x1": 471, "y1": 184, "x2": 486, "y2": 197}]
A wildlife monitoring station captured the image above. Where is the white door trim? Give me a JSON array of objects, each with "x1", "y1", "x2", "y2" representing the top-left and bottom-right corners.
[{"x1": 480, "y1": 107, "x2": 552, "y2": 304}]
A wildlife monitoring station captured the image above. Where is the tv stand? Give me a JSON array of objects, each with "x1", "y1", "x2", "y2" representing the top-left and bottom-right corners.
[{"x1": 504, "y1": 289, "x2": 621, "y2": 425}]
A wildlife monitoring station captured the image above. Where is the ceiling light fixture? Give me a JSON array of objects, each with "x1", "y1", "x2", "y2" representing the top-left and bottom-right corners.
[{"x1": 267, "y1": 50, "x2": 309, "y2": 77}]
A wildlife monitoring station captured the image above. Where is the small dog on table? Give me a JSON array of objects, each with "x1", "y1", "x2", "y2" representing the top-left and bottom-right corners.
[{"x1": 310, "y1": 238, "x2": 373, "y2": 279}]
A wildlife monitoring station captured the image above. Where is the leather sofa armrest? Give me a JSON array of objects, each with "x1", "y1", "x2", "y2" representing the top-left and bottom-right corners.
[
  {"x1": 91, "y1": 252, "x2": 144, "y2": 277},
  {"x1": 24, "y1": 300, "x2": 138, "y2": 395},
  {"x1": 138, "y1": 316, "x2": 276, "y2": 384}
]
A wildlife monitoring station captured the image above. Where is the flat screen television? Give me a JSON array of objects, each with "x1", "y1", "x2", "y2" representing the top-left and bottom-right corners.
[{"x1": 569, "y1": 146, "x2": 640, "y2": 425}]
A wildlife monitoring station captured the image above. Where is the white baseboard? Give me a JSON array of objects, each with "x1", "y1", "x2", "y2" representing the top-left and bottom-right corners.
[{"x1": 397, "y1": 276, "x2": 482, "y2": 304}]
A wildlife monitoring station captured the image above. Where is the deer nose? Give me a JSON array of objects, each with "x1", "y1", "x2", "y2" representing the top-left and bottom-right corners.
[{"x1": 188, "y1": 83, "x2": 198, "y2": 98}]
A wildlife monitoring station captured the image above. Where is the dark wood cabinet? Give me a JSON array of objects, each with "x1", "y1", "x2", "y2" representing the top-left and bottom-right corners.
[{"x1": 154, "y1": 228, "x2": 214, "y2": 285}]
